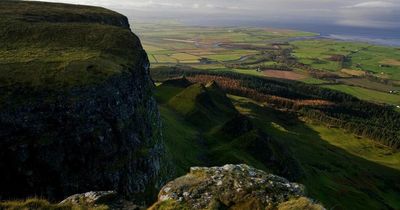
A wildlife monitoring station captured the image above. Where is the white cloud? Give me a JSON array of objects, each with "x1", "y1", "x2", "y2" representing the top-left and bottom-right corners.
[
  {"x1": 338, "y1": 1, "x2": 400, "y2": 28},
  {"x1": 192, "y1": 3, "x2": 200, "y2": 9},
  {"x1": 205, "y1": 4, "x2": 215, "y2": 8},
  {"x1": 345, "y1": 1, "x2": 396, "y2": 8},
  {"x1": 337, "y1": 19, "x2": 400, "y2": 28},
  {"x1": 26, "y1": 0, "x2": 400, "y2": 29}
]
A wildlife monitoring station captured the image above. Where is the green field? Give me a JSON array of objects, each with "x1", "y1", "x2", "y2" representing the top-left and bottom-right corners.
[
  {"x1": 139, "y1": 22, "x2": 400, "y2": 105},
  {"x1": 323, "y1": 84, "x2": 400, "y2": 105},
  {"x1": 291, "y1": 40, "x2": 370, "y2": 71},
  {"x1": 291, "y1": 40, "x2": 400, "y2": 80},
  {"x1": 136, "y1": 22, "x2": 316, "y2": 65},
  {"x1": 350, "y1": 45, "x2": 400, "y2": 80}
]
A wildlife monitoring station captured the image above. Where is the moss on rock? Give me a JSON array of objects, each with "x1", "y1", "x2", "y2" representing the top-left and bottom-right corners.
[{"x1": 150, "y1": 164, "x2": 319, "y2": 210}]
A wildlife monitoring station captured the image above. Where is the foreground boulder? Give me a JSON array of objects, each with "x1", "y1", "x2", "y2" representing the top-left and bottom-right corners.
[
  {"x1": 60, "y1": 191, "x2": 118, "y2": 206},
  {"x1": 0, "y1": 1, "x2": 167, "y2": 202},
  {"x1": 150, "y1": 164, "x2": 324, "y2": 210},
  {"x1": 60, "y1": 191, "x2": 143, "y2": 210}
]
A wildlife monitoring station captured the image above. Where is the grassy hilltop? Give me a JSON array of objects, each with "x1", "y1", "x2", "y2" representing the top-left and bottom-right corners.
[{"x1": 0, "y1": 1, "x2": 143, "y2": 97}]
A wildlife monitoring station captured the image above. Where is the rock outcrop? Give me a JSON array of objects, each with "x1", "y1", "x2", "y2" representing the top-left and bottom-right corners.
[
  {"x1": 60, "y1": 191, "x2": 118, "y2": 206},
  {"x1": 0, "y1": 1, "x2": 167, "y2": 203},
  {"x1": 60, "y1": 191, "x2": 143, "y2": 210},
  {"x1": 150, "y1": 164, "x2": 324, "y2": 210}
]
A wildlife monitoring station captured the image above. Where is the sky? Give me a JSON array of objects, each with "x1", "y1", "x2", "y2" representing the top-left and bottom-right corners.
[{"x1": 29, "y1": 0, "x2": 400, "y2": 29}]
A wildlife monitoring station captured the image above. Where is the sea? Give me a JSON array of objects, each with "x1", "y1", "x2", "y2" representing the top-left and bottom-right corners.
[{"x1": 183, "y1": 19, "x2": 400, "y2": 47}]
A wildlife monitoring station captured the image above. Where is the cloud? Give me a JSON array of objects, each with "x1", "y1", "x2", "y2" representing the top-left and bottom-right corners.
[
  {"x1": 337, "y1": 19, "x2": 400, "y2": 28},
  {"x1": 345, "y1": 1, "x2": 397, "y2": 8},
  {"x1": 338, "y1": 1, "x2": 400, "y2": 28},
  {"x1": 26, "y1": 0, "x2": 400, "y2": 29}
]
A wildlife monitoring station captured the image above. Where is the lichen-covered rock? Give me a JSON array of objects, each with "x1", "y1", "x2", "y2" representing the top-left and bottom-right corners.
[
  {"x1": 60, "y1": 191, "x2": 118, "y2": 205},
  {"x1": 60, "y1": 191, "x2": 144, "y2": 210},
  {"x1": 150, "y1": 164, "x2": 314, "y2": 210}
]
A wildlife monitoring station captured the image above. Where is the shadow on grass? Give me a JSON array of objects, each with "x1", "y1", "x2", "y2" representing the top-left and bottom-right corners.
[{"x1": 234, "y1": 99, "x2": 400, "y2": 210}]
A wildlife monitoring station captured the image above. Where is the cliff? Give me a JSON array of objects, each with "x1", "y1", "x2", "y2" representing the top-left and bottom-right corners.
[{"x1": 0, "y1": 1, "x2": 166, "y2": 203}]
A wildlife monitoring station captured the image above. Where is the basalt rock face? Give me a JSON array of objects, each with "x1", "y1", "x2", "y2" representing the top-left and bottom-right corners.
[{"x1": 0, "y1": 1, "x2": 166, "y2": 203}]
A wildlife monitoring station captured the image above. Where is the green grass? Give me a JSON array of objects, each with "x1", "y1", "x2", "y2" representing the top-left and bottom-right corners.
[
  {"x1": 142, "y1": 44, "x2": 166, "y2": 51},
  {"x1": 291, "y1": 40, "x2": 368, "y2": 71},
  {"x1": 156, "y1": 81, "x2": 400, "y2": 209},
  {"x1": 323, "y1": 84, "x2": 400, "y2": 105},
  {"x1": 291, "y1": 40, "x2": 400, "y2": 81},
  {"x1": 231, "y1": 95, "x2": 400, "y2": 209},
  {"x1": 170, "y1": 53, "x2": 200, "y2": 61},
  {"x1": 168, "y1": 83, "x2": 205, "y2": 115},
  {"x1": 0, "y1": 198, "x2": 108, "y2": 210},
  {"x1": 156, "y1": 82, "x2": 400, "y2": 209},
  {"x1": 350, "y1": 45, "x2": 400, "y2": 80},
  {"x1": 153, "y1": 54, "x2": 177, "y2": 63},
  {"x1": 142, "y1": 23, "x2": 400, "y2": 105},
  {"x1": 204, "y1": 54, "x2": 246, "y2": 61},
  {"x1": 277, "y1": 197, "x2": 324, "y2": 210},
  {"x1": 0, "y1": 1, "x2": 140, "y2": 93},
  {"x1": 159, "y1": 106, "x2": 204, "y2": 175},
  {"x1": 309, "y1": 124, "x2": 400, "y2": 171},
  {"x1": 167, "y1": 82, "x2": 237, "y2": 130},
  {"x1": 157, "y1": 82, "x2": 287, "y2": 178},
  {"x1": 300, "y1": 77, "x2": 327, "y2": 84},
  {"x1": 337, "y1": 78, "x2": 395, "y2": 92},
  {"x1": 155, "y1": 85, "x2": 185, "y2": 104},
  {"x1": 149, "y1": 200, "x2": 190, "y2": 210}
]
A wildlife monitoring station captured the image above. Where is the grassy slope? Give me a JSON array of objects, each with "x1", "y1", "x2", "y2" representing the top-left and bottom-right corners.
[
  {"x1": 156, "y1": 82, "x2": 271, "y2": 176},
  {"x1": 159, "y1": 106, "x2": 204, "y2": 175},
  {"x1": 167, "y1": 83, "x2": 237, "y2": 130},
  {"x1": 0, "y1": 1, "x2": 140, "y2": 94},
  {"x1": 310, "y1": 124, "x2": 400, "y2": 171},
  {"x1": 155, "y1": 82, "x2": 400, "y2": 209},
  {"x1": 0, "y1": 198, "x2": 107, "y2": 210},
  {"x1": 323, "y1": 84, "x2": 400, "y2": 105},
  {"x1": 231, "y1": 95, "x2": 400, "y2": 209},
  {"x1": 156, "y1": 83, "x2": 204, "y2": 175}
]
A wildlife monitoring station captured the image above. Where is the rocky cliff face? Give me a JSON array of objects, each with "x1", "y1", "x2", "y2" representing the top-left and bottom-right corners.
[{"x1": 0, "y1": 1, "x2": 166, "y2": 203}]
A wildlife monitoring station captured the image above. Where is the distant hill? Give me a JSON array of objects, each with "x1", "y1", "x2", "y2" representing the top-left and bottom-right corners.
[
  {"x1": 157, "y1": 78, "x2": 303, "y2": 181},
  {"x1": 168, "y1": 82, "x2": 237, "y2": 129}
]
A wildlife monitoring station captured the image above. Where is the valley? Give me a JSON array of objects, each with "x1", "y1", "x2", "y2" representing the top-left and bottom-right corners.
[
  {"x1": 145, "y1": 25, "x2": 400, "y2": 208},
  {"x1": 135, "y1": 22, "x2": 400, "y2": 107},
  {"x1": 154, "y1": 75, "x2": 400, "y2": 209},
  {"x1": 1, "y1": 1, "x2": 399, "y2": 209}
]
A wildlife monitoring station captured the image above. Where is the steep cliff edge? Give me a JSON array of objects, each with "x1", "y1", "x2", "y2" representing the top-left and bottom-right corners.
[{"x1": 0, "y1": 1, "x2": 166, "y2": 202}]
